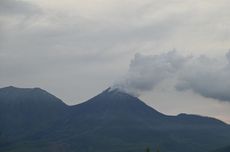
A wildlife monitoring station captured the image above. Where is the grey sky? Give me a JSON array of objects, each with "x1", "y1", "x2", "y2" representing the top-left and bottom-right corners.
[{"x1": 1, "y1": 0, "x2": 230, "y2": 123}]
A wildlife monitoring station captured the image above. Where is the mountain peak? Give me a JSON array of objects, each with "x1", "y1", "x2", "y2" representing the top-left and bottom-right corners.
[
  {"x1": 102, "y1": 87, "x2": 139, "y2": 99},
  {"x1": 0, "y1": 86, "x2": 44, "y2": 93},
  {"x1": 3, "y1": 86, "x2": 16, "y2": 89},
  {"x1": 73, "y1": 87, "x2": 165, "y2": 120},
  {"x1": 0, "y1": 86, "x2": 66, "y2": 106},
  {"x1": 1, "y1": 86, "x2": 22, "y2": 91},
  {"x1": 103, "y1": 87, "x2": 124, "y2": 93},
  {"x1": 102, "y1": 87, "x2": 136, "y2": 97}
]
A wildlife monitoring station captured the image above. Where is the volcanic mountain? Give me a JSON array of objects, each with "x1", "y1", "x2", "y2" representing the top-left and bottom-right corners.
[{"x1": 0, "y1": 86, "x2": 230, "y2": 152}]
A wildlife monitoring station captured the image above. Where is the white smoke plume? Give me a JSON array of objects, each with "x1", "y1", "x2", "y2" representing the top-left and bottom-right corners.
[
  {"x1": 113, "y1": 50, "x2": 230, "y2": 102},
  {"x1": 112, "y1": 50, "x2": 190, "y2": 96}
]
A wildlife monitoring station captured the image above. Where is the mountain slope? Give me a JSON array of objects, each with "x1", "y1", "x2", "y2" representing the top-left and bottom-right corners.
[
  {"x1": 62, "y1": 88, "x2": 230, "y2": 152},
  {"x1": 212, "y1": 145, "x2": 230, "y2": 152},
  {"x1": 0, "y1": 86, "x2": 230, "y2": 152},
  {"x1": 70, "y1": 88, "x2": 167, "y2": 128},
  {"x1": 0, "y1": 86, "x2": 68, "y2": 141}
]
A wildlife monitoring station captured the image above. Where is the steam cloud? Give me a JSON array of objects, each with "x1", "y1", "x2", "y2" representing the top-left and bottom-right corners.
[
  {"x1": 113, "y1": 50, "x2": 230, "y2": 102},
  {"x1": 112, "y1": 51, "x2": 189, "y2": 96}
]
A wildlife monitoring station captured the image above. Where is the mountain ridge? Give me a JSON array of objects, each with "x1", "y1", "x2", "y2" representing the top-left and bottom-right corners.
[
  {"x1": 2, "y1": 86, "x2": 227, "y2": 124},
  {"x1": 0, "y1": 86, "x2": 230, "y2": 152}
]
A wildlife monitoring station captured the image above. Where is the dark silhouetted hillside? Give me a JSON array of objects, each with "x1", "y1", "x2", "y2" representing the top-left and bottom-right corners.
[{"x1": 0, "y1": 86, "x2": 230, "y2": 152}]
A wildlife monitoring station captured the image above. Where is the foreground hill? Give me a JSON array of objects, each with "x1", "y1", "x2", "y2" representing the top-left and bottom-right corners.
[
  {"x1": 0, "y1": 86, "x2": 68, "y2": 140},
  {"x1": 0, "y1": 86, "x2": 230, "y2": 152}
]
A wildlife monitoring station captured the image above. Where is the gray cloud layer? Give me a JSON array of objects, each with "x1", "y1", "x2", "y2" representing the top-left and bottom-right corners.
[
  {"x1": 1, "y1": 0, "x2": 230, "y2": 106},
  {"x1": 176, "y1": 51, "x2": 230, "y2": 102},
  {"x1": 114, "y1": 51, "x2": 230, "y2": 102},
  {"x1": 0, "y1": 0, "x2": 40, "y2": 16}
]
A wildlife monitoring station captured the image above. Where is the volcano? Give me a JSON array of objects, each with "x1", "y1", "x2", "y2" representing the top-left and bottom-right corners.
[{"x1": 0, "y1": 86, "x2": 230, "y2": 152}]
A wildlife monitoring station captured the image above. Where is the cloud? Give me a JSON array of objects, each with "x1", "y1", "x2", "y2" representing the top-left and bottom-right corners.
[
  {"x1": 0, "y1": 0, "x2": 42, "y2": 37},
  {"x1": 1, "y1": 0, "x2": 230, "y2": 105},
  {"x1": 176, "y1": 51, "x2": 230, "y2": 102},
  {"x1": 0, "y1": 0, "x2": 40, "y2": 16},
  {"x1": 113, "y1": 50, "x2": 230, "y2": 103},
  {"x1": 112, "y1": 50, "x2": 190, "y2": 96},
  {"x1": 226, "y1": 50, "x2": 230, "y2": 63}
]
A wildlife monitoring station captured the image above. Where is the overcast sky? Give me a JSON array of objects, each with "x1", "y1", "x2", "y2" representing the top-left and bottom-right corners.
[{"x1": 1, "y1": 0, "x2": 230, "y2": 123}]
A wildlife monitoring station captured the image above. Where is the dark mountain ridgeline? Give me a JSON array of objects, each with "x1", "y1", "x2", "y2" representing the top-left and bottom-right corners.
[{"x1": 0, "y1": 86, "x2": 229, "y2": 152}]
